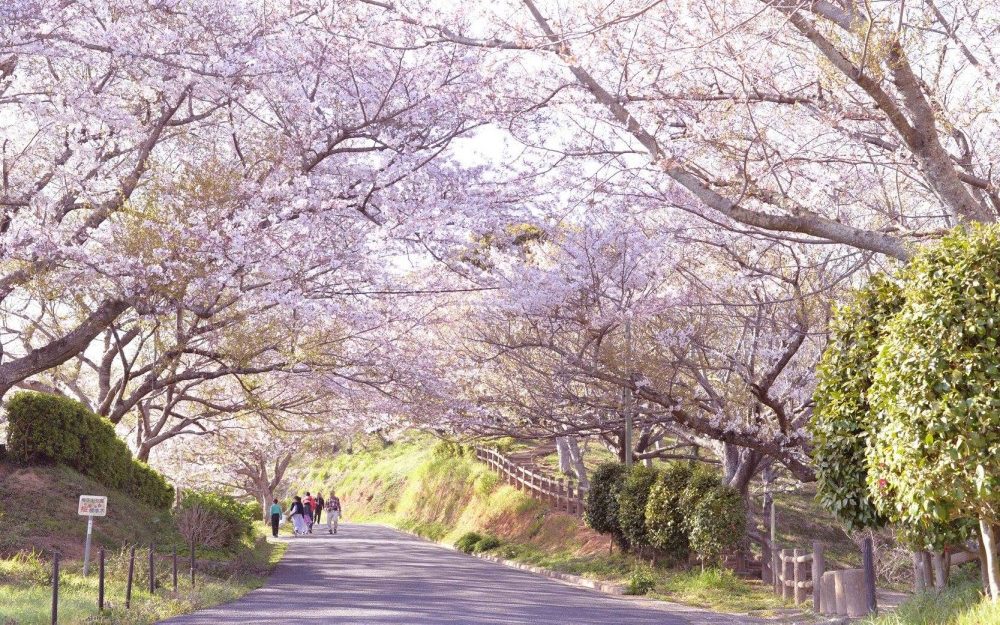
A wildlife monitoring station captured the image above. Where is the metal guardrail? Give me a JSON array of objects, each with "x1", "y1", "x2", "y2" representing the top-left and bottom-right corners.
[{"x1": 474, "y1": 447, "x2": 588, "y2": 517}]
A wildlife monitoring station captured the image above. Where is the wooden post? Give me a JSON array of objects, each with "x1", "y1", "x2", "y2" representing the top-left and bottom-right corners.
[
  {"x1": 51, "y1": 552, "x2": 59, "y2": 625},
  {"x1": 190, "y1": 538, "x2": 196, "y2": 587},
  {"x1": 781, "y1": 549, "x2": 792, "y2": 601},
  {"x1": 173, "y1": 547, "x2": 178, "y2": 592},
  {"x1": 793, "y1": 548, "x2": 802, "y2": 605},
  {"x1": 149, "y1": 543, "x2": 156, "y2": 594},
  {"x1": 772, "y1": 547, "x2": 781, "y2": 594},
  {"x1": 98, "y1": 548, "x2": 105, "y2": 611},
  {"x1": 862, "y1": 535, "x2": 877, "y2": 615},
  {"x1": 812, "y1": 542, "x2": 824, "y2": 612},
  {"x1": 126, "y1": 546, "x2": 136, "y2": 608}
]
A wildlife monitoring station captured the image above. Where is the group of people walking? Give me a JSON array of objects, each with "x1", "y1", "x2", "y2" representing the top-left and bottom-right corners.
[{"x1": 269, "y1": 490, "x2": 343, "y2": 537}]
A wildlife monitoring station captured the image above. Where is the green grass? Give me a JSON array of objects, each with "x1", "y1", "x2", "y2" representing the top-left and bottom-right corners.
[
  {"x1": 860, "y1": 570, "x2": 999, "y2": 625},
  {"x1": 0, "y1": 534, "x2": 284, "y2": 625}
]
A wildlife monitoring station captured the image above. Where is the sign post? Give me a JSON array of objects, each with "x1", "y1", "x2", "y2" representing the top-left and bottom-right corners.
[{"x1": 78, "y1": 495, "x2": 107, "y2": 576}]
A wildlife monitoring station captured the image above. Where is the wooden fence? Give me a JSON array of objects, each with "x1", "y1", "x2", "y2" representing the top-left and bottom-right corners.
[
  {"x1": 767, "y1": 537, "x2": 877, "y2": 618},
  {"x1": 474, "y1": 447, "x2": 588, "y2": 517}
]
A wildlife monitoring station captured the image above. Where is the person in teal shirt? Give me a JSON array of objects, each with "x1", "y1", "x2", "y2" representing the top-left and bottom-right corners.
[{"x1": 269, "y1": 499, "x2": 282, "y2": 537}]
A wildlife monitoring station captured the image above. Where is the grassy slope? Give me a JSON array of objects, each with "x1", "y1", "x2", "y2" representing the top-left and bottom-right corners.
[
  {"x1": 292, "y1": 437, "x2": 787, "y2": 615},
  {"x1": 0, "y1": 461, "x2": 177, "y2": 558},
  {"x1": 0, "y1": 461, "x2": 285, "y2": 625}
]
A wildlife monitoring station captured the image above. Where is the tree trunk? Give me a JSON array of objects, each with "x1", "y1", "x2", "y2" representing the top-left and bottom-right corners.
[
  {"x1": 911, "y1": 551, "x2": 926, "y2": 593},
  {"x1": 980, "y1": 517, "x2": 1000, "y2": 600},
  {"x1": 566, "y1": 435, "x2": 588, "y2": 488},
  {"x1": 920, "y1": 551, "x2": 934, "y2": 592},
  {"x1": 259, "y1": 487, "x2": 273, "y2": 523},
  {"x1": 931, "y1": 551, "x2": 947, "y2": 591},
  {"x1": 556, "y1": 436, "x2": 571, "y2": 474}
]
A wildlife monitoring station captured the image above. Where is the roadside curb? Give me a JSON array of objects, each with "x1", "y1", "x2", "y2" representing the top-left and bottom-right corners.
[
  {"x1": 472, "y1": 553, "x2": 626, "y2": 595},
  {"x1": 378, "y1": 524, "x2": 625, "y2": 595}
]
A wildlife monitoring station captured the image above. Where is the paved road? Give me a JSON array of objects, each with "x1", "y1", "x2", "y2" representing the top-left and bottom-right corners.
[{"x1": 158, "y1": 524, "x2": 765, "y2": 625}]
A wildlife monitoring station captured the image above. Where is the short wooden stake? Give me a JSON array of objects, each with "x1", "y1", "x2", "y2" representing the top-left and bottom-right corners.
[
  {"x1": 862, "y1": 535, "x2": 877, "y2": 615},
  {"x1": 51, "y1": 552, "x2": 59, "y2": 625},
  {"x1": 98, "y1": 548, "x2": 105, "y2": 611},
  {"x1": 793, "y1": 548, "x2": 803, "y2": 605},
  {"x1": 812, "y1": 542, "x2": 825, "y2": 612},
  {"x1": 781, "y1": 548, "x2": 792, "y2": 601},
  {"x1": 772, "y1": 546, "x2": 781, "y2": 595},
  {"x1": 190, "y1": 538, "x2": 196, "y2": 588},
  {"x1": 125, "y1": 546, "x2": 136, "y2": 608},
  {"x1": 173, "y1": 547, "x2": 178, "y2": 592},
  {"x1": 149, "y1": 543, "x2": 156, "y2": 594}
]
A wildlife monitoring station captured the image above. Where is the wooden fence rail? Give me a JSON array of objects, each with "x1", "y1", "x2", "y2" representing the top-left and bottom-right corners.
[{"x1": 473, "y1": 447, "x2": 588, "y2": 517}]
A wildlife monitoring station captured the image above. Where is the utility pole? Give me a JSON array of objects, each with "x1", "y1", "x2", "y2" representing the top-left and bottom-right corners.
[{"x1": 623, "y1": 317, "x2": 634, "y2": 468}]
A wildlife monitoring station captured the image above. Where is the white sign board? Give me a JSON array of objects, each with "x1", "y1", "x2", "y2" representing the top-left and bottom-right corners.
[{"x1": 78, "y1": 495, "x2": 107, "y2": 517}]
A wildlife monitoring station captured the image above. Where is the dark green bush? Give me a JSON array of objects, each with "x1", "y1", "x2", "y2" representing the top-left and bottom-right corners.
[
  {"x1": 585, "y1": 463, "x2": 629, "y2": 548},
  {"x1": 686, "y1": 485, "x2": 747, "y2": 563},
  {"x1": 455, "y1": 531, "x2": 484, "y2": 553},
  {"x1": 176, "y1": 492, "x2": 255, "y2": 548},
  {"x1": 617, "y1": 464, "x2": 660, "y2": 551},
  {"x1": 5, "y1": 391, "x2": 174, "y2": 509},
  {"x1": 474, "y1": 534, "x2": 502, "y2": 552},
  {"x1": 128, "y1": 462, "x2": 175, "y2": 509},
  {"x1": 677, "y1": 465, "x2": 720, "y2": 517},
  {"x1": 645, "y1": 463, "x2": 694, "y2": 560}
]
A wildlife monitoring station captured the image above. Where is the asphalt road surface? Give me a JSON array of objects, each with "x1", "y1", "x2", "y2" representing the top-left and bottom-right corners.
[{"x1": 158, "y1": 524, "x2": 764, "y2": 625}]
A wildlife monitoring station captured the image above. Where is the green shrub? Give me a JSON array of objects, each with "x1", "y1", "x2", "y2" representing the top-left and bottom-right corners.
[
  {"x1": 811, "y1": 275, "x2": 901, "y2": 532},
  {"x1": 677, "y1": 465, "x2": 719, "y2": 515},
  {"x1": 625, "y1": 566, "x2": 657, "y2": 595},
  {"x1": 455, "y1": 531, "x2": 484, "y2": 553},
  {"x1": 585, "y1": 463, "x2": 629, "y2": 548},
  {"x1": 432, "y1": 440, "x2": 468, "y2": 460},
  {"x1": 474, "y1": 534, "x2": 502, "y2": 552},
  {"x1": 645, "y1": 463, "x2": 694, "y2": 560},
  {"x1": 686, "y1": 485, "x2": 746, "y2": 563},
  {"x1": 617, "y1": 464, "x2": 660, "y2": 551},
  {"x1": 128, "y1": 462, "x2": 175, "y2": 509},
  {"x1": 7, "y1": 392, "x2": 87, "y2": 466},
  {"x1": 5, "y1": 392, "x2": 174, "y2": 509},
  {"x1": 177, "y1": 492, "x2": 256, "y2": 548}
]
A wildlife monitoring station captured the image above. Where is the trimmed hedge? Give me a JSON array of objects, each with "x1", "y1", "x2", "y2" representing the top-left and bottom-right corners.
[
  {"x1": 645, "y1": 463, "x2": 694, "y2": 560},
  {"x1": 5, "y1": 391, "x2": 174, "y2": 509},
  {"x1": 617, "y1": 464, "x2": 660, "y2": 550},
  {"x1": 585, "y1": 463, "x2": 629, "y2": 548},
  {"x1": 686, "y1": 485, "x2": 746, "y2": 563}
]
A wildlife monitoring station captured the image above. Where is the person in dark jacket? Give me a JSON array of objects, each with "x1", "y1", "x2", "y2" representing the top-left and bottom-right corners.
[
  {"x1": 287, "y1": 496, "x2": 306, "y2": 536},
  {"x1": 315, "y1": 493, "x2": 325, "y2": 525}
]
